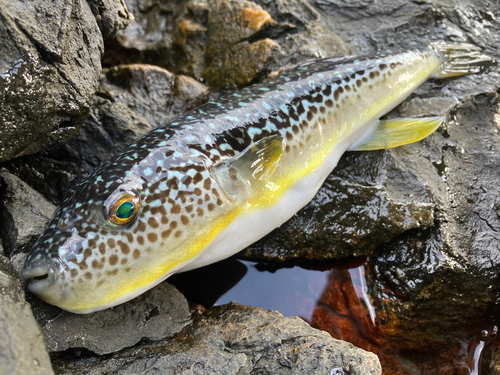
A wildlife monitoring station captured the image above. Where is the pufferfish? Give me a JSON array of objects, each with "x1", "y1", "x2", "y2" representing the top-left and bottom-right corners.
[{"x1": 22, "y1": 43, "x2": 492, "y2": 313}]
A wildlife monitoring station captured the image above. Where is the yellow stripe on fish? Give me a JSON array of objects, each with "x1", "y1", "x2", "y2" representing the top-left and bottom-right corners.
[{"x1": 22, "y1": 43, "x2": 494, "y2": 313}]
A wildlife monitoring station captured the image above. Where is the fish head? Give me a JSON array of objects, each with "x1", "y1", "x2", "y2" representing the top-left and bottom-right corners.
[{"x1": 21, "y1": 168, "x2": 154, "y2": 313}]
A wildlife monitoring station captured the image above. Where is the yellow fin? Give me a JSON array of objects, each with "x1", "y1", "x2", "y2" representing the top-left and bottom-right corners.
[
  {"x1": 350, "y1": 117, "x2": 444, "y2": 151},
  {"x1": 212, "y1": 135, "x2": 285, "y2": 201}
]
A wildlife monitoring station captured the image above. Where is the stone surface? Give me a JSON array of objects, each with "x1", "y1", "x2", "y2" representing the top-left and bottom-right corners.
[
  {"x1": 104, "y1": 0, "x2": 349, "y2": 87},
  {"x1": 51, "y1": 303, "x2": 381, "y2": 374},
  {"x1": 87, "y1": 0, "x2": 134, "y2": 38},
  {"x1": 4, "y1": 64, "x2": 209, "y2": 203},
  {"x1": 0, "y1": 0, "x2": 103, "y2": 162},
  {"x1": 0, "y1": 255, "x2": 54, "y2": 375},
  {"x1": 0, "y1": 170, "x2": 56, "y2": 257},
  {"x1": 32, "y1": 281, "x2": 191, "y2": 355}
]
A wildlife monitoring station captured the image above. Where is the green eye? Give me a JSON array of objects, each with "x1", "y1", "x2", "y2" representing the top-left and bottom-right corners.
[
  {"x1": 103, "y1": 189, "x2": 140, "y2": 226},
  {"x1": 116, "y1": 201, "x2": 135, "y2": 219}
]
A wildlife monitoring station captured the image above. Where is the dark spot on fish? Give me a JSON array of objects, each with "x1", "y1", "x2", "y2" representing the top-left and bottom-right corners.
[
  {"x1": 310, "y1": 106, "x2": 318, "y2": 114},
  {"x1": 148, "y1": 217, "x2": 159, "y2": 228},
  {"x1": 186, "y1": 204, "x2": 194, "y2": 213},
  {"x1": 380, "y1": 63, "x2": 387, "y2": 70},
  {"x1": 369, "y1": 71, "x2": 375, "y2": 79},
  {"x1": 345, "y1": 85, "x2": 351, "y2": 92},
  {"x1": 118, "y1": 240, "x2": 130, "y2": 254},
  {"x1": 162, "y1": 230, "x2": 171, "y2": 239},
  {"x1": 147, "y1": 233, "x2": 158, "y2": 243},
  {"x1": 171, "y1": 204, "x2": 181, "y2": 214},
  {"x1": 229, "y1": 167, "x2": 238, "y2": 180},
  {"x1": 193, "y1": 172, "x2": 203, "y2": 184},
  {"x1": 197, "y1": 208, "x2": 204, "y2": 217},
  {"x1": 325, "y1": 99, "x2": 333, "y2": 107},
  {"x1": 292, "y1": 125, "x2": 299, "y2": 134},
  {"x1": 320, "y1": 106, "x2": 326, "y2": 113},
  {"x1": 175, "y1": 231, "x2": 182, "y2": 238},
  {"x1": 137, "y1": 235, "x2": 145, "y2": 245},
  {"x1": 356, "y1": 80, "x2": 362, "y2": 87},
  {"x1": 99, "y1": 243, "x2": 106, "y2": 255},
  {"x1": 204, "y1": 178, "x2": 211, "y2": 190},
  {"x1": 135, "y1": 221, "x2": 146, "y2": 233},
  {"x1": 133, "y1": 249, "x2": 140, "y2": 259},
  {"x1": 71, "y1": 269, "x2": 78, "y2": 277},
  {"x1": 109, "y1": 254, "x2": 118, "y2": 265},
  {"x1": 121, "y1": 258, "x2": 128, "y2": 265},
  {"x1": 106, "y1": 269, "x2": 118, "y2": 276},
  {"x1": 194, "y1": 187, "x2": 202, "y2": 196},
  {"x1": 307, "y1": 111, "x2": 313, "y2": 121},
  {"x1": 170, "y1": 221, "x2": 178, "y2": 229},
  {"x1": 208, "y1": 203, "x2": 215, "y2": 211},
  {"x1": 286, "y1": 132, "x2": 293, "y2": 141},
  {"x1": 322, "y1": 85, "x2": 332, "y2": 96},
  {"x1": 362, "y1": 77, "x2": 368, "y2": 82},
  {"x1": 181, "y1": 215, "x2": 189, "y2": 225},
  {"x1": 297, "y1": 102, "x2": 305, "y2": 115},
  {"x1": 107, "y1": 238, "x2": 116, "y2": 248}
]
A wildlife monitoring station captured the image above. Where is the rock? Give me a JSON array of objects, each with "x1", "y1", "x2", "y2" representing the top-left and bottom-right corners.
[
  {"x1": 0, "y1": 0, "x2": 103, "y2": 162},
  {"x1": 87, "y1": 0, "x2": 134, "y2": 38},
  {"x1": 0, "y1": 255, "x2": 54, "y2": 375},
  {"x1": 104, "y1": 0, "x2": 209, "y2": 78},
  {"x1": 105, "y1": 0, "x2": 349, "y2": 87},
  {"x1": 203, "y1": 0, "x2": 349, "y2": 88},
  {"x1": 33, "y1": 281, "x2": 191, "y2": 355},
  {"x1": 4, "y1": 65, "x2": 209, "y2": 203},
  {"x1": 51, "y1": 303, "x2": 381, "y2": 374},
  {"x1": 0, "y1": 170, "x2": 56, "y2": 257}
]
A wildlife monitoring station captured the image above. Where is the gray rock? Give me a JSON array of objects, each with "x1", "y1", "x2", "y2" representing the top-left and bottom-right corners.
[
  {"x1": 0, "y1": 0, "x2": 103, "y2": 162},
  {"x1": 0, "y1": 171, "x2": 56, "y2": 257},
  {"x1": 36, "y1": 281, "x2": 191, "y2": 355},
  {"x1": 4, "y1": 65, "x2": 209, "y2": 203},
  {"x1": 51, "y1": 303, "x2": 381, "y2": 374},
  {"x1": 87, "y1": 0, "x2": 134, "y2": 38},
  {"x1": 0, "y1": 255, "x2": 54, "y2": 375}
]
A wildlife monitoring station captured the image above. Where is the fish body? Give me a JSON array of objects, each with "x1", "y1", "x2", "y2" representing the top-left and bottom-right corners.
[{"x1": 22, "y1": 43, "x2": 493, "y2": 313}]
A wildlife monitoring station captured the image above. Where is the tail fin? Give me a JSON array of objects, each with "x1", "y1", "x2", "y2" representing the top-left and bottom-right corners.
[{"x1": 431, "y1": 42, "x2": 495, "y2": 78}]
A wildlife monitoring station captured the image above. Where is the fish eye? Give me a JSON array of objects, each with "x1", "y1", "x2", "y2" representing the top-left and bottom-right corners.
[{"x1": 103, "y1": 189, "x2": 140, "y2": 226}]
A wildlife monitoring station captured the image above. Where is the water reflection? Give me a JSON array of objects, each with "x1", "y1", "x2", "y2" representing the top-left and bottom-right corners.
[{"x1": 170, "y1": 256, "x2": 498, "y2": 374}]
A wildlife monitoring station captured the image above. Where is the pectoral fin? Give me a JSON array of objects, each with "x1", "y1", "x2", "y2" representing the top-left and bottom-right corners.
[
  {"x1": 349, "y1": 117, "x2": 444, "y2": 151},
  {"x1": 211, "y1": 135, "x2": 285, "y2": 201}
]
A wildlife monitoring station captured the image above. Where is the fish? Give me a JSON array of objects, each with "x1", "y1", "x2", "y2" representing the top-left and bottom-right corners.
[{"x1": 22, "y1": 43, "x2": 493, "y2": 313}]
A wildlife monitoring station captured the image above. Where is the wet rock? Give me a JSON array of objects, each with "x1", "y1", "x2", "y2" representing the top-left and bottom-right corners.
[
  {"x1": 0, "y1": 0, "x2": 103, "y2": 162},
  {"x1": 4, "y1": 65, "x2": 209, "y2": 203},
  {"x1": 51, "y1": 303, "x2": 381, "y2": 374},
  {"x1": 0, "y1": 170, "x2": 56, "y2": 257},
  {"x1": 104, "y1": 0, "x2": 209, "y2": 78},
  {"x1": 0, "y1": 255, "x2": 54, "y2": 375},
  {"x1": 204, "y1": 0, "x2": 349, "y2": 88},
  {"x1": 32, "y1": 281, "x2": 191, "y2": 355},
  {"x1": 373, "y1": 93, "x2": 500, "y2": 345},
  {"x1": 105, "y1": 0, "x2": 349, "y2": 87},
  {"x1": 87, "y1": 0, "x2": 134, "y2": 38}
]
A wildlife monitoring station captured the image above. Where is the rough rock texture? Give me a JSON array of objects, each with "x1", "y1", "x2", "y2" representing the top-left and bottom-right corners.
[
  {"x1": 35, "y1": 281, "x2": 191, "y2": 355},
  {"x1": 51, "y1": 303, "x2": 381, "y2": 374},
  {"x1": 87, "y1": 0, "x2": 134, "y2": 37},
  {"x1": 0, "y1": 255, "x2": 54, "y2": 375},
  {"x1": 0, "y1": 170, "x2": 56, "y2": 257},
  {"x1": 104, "y1": 0, "x2": 349, "y2": 87},
  {"x1": 0, "y1": 0, "x2": 103, "y2": 162},
  {"x1": 4, "y1": 64, "x2": 209, "y2": 203}
]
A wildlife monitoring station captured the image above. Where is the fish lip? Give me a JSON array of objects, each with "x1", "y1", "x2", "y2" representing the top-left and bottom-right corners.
[{"x1": 22, "y1": 264, "x2": 57, "y2": 293}]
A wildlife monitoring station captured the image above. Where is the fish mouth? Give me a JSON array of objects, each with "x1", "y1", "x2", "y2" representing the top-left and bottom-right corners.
[{"x1": 22, "y1": 264, "x2": 57, "y2": 293}]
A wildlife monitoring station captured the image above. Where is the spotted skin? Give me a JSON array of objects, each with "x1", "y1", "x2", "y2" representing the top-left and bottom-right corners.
[{"x1": 23, "y1": 46, "x2": 446, "y2": 313}]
